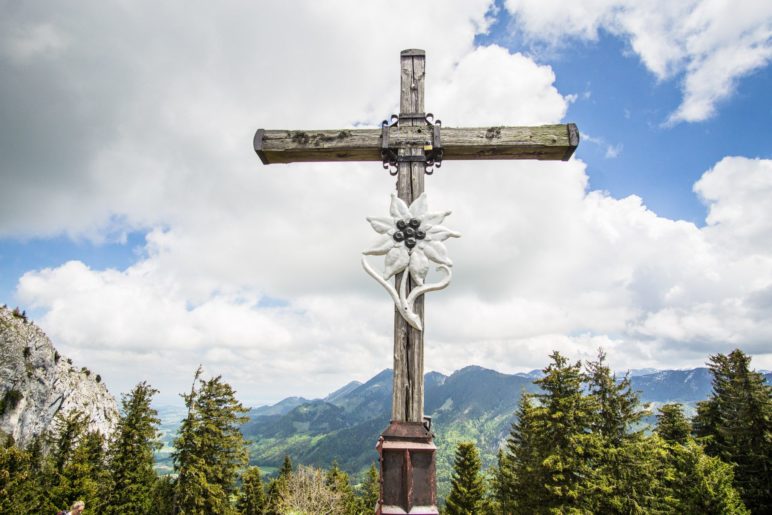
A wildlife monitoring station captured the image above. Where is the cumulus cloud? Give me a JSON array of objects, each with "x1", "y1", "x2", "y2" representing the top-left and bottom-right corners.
[
  {"x1": 4, "y1": 1, "x2": 772, "y2": 403},
  {"x1": 503, "y1": 0, "x2": 772, "y2": 123}
]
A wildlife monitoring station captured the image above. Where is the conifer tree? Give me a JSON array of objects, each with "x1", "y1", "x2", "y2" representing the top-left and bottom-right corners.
[
  {"x1": 358, "y1": 463, "x2": 380, "y2": 513},
  {"x1": 656, "y1": 403, "x2": 691, "y2": 444},
  {"x1": 149, "y1": 475, "x2": 176, "y2": 515},
  {"x1": 265, "y1": 454, "x2": 292, "y2": 515},
  {"x1": 667, "y1": 440, "x2": 749, "y2": 514},
  {"x1": 583, "y1": 350, "x2": 657, "y2": 512},
  {"x1": 0, "y1": 442, "x2": 34, "y2": 512},
  {"x1": 495, "y1": 393, "x2": 545, "y2": 513},
  {"x1": 445, "y1": 441, "x2": 485, "y2": 515},
  {"x1": 105, "y1": 381, "x2": 161, "y2": 514},
  {"x1": 173, "y1": 369, "x2": 249, "y2": 514},
  {"x1": 62, "y1": 431, "x2": 108, "y2": 511},
  {"x1": 48, "y1": 410, "x2": 88, "y2": 511},
  {"x1": 533, "y1": 351, "x2": 593, "y2": 512},
  {"x1": 236, "y1": 466, "x2": 267, "y2": 515},
  {"x1": 693, "y1": 349, "x2": 772, "y2": 512},
  {"x1": 326, "y1": 461, "x2": 358, "y2": 515}
]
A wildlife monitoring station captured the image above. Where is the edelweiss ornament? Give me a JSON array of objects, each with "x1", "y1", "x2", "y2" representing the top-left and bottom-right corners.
[{"x1": 361, "y1": 192, "x2": 461, "y2": 330}]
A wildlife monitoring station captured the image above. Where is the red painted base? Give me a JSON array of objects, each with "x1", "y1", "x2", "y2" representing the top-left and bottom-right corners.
[{"x1": 375, "y1": 421, "x2": 438, "y2": 515}]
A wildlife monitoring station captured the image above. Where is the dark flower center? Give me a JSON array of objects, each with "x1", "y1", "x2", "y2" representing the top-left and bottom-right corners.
[{"x1": 393, "y1": 218, "x2": 425, "y2": 248}]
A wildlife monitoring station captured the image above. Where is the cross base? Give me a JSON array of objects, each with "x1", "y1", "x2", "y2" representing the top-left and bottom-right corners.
[{"x1": 375, "y1": 421, "x2": 438, "y2": 515}]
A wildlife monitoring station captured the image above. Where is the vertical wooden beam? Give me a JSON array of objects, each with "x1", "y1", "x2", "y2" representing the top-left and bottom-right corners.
[{"x1": 393, "y1": 49, "x2": 426, "y2": 423}]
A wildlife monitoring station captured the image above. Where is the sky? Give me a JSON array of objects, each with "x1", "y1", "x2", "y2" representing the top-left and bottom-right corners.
[{"x1": 1, "y1": 0, "x2": 771, "y2": 406}]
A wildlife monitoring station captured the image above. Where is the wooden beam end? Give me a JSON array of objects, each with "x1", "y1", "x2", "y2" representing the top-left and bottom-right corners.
[
  {"x1": 562, "y1": 123, "x2": 580, "y2": 161},
  {"x1": 253, "y1": 129, "x2": 270, "y2": 165}
]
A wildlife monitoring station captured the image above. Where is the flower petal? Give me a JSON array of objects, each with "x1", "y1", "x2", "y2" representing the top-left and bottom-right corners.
[
  {"x1": 421, "y1": 210, "x2": 451, "y2": 226},
  {"x1": 367, "y1": 216, "x2": 395, "y2": 234},
  {"x1": 363, "y1": 235, "x2": 396, "y2": 256},
  {"x1": 408, "y1": 193, "x2": 428, "y2": 218},
  {"x1": 422, "y1": 241, "x2": 453, "y2": 266},
  {"x1": 389, "y1": 193, "x2": 411, "y2": 220},
  {"x1": 383, "y1": 246, "x2": 410, "y2": 279},
  {"x1": 426, "y1": 225, "x2": 461, "y2": 242},
  {"x1": 408, "y1": 249, "x2": 429, "y2": 286}
]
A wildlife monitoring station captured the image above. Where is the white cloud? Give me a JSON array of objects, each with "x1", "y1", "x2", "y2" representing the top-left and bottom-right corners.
[
  {"x1": 503, "y1": 0, "x2": 772, "y2": 123},
  {"x1": 4, "y1": 1, "x2": 772, "y2": 403}
]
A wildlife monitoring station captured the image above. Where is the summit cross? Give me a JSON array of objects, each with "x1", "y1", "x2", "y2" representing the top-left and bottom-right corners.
[{"x1": 254, "y1": 49, "x2": 578, "y2": 514}]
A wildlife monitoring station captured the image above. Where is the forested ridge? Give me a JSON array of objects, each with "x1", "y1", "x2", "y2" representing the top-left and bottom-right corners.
[{"x1": 1, "y1": 348, "x2": 769, "y2": 514}]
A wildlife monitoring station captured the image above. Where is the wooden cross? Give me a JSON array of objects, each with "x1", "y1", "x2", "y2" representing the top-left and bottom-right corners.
[{"x1": 254, "y1": 49, "x2": 578, "y2": 513}]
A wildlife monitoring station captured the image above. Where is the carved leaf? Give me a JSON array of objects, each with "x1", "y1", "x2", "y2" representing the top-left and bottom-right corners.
[
  {"x1": 426, "y1": 225, "x2": 462, "y2": 242},
  {"x1": 408, "y1": 193, "x2": 428, "y2": 217},
  {"x1": 409, "y1": 249, "x2": 429, "y2": 286},
  {"x1": 421, "y1": 210, "x2": 452, "y2": 226},
  {"x1": 363, "y1": 235, "x2": 395, "y2": 256},
  {"x1": 389, "y1": 193, "x2": 411, "y2": 220},
  {"x1": 367, "y1": 217, "x2": 395, "y2": 234},
  {"x1": 383, "y1": 246, "x2": 410, "y2": 279},
  {"x1": 422, "y1": 241, "x2": 453, "y2": 266}
]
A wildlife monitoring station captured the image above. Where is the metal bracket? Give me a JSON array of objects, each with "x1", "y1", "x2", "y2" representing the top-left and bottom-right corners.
[
  {"x1": 380, "y1": 112, "x2": 443, "y2": 175},
  {"x1": 381, "y1": 115, "x2": 399, "y2": 175}
]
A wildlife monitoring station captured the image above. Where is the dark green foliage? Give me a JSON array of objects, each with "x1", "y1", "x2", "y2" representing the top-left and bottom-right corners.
[
  {"x1": 265, "y1": 455, "x2": 292, "y2": 515},
  {"x1": 236, "y1": 466, "x2": 267, "y2": 515},
  {"x1": 0, "y1": 443, "x2": 36, "y2": 512},
  {"x1": 357, "y1": 463, "x2": 380, "y2": 513},
  {"x1": 445, "y1": 442, "x2": 485, "y2": 515},
  {"x1": 656, "y1": 403, "x2": 691, "y2": 444},
  {"x1": 0, "y1": 389, "x2": 23, "y2": 416},
  {"x1": 149, "y1": 475, "x2": 176, "y2": 515},
  {"x1": 666, "y1": 440, "x2": 749, "y2": 514},
  {"x1": 325, "y1": 460, "x2": 358, "y2": 514},
  {"x1": 60, "y1": 431, "x2": 108, "y2": 511},
  {"x1": 693, "y1": 349, "x2": 772, "y2": 512},
  {"x1": 173, "y1": 369, "x2": 249, "y2": 514},
  {"x1": 23, "y1": 346, "x2": 31, "y2": 359},
  {"x1": 96, "y1": 374, "x2": 101, "y2": 383},
  {"x1": 104, "y1": 381, "x2": 161, "y2": 514},
  {"x1": 533, "y1": 351, "x2": 593, "y2": 511}
]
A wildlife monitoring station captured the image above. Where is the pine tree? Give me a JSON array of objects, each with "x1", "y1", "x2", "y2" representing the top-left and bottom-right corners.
[
  {"x1": 149, "y1": 475, "x2": 176, "y2": 515},
  {"x1": 62, "y1": 431, "x2": 108, "y2": 512},
  {"x1": 173, "y1": 369, "x2": 249, "y2": 514},
  {"x1": 495, "y1": 393, "x2": 546, "y2": 513},
  {"x1": 583, "y1": 350, "x2": 657, "y2": 513},
  {"x1": 693, "y1": 349, "x2": 772, "y2": 512},
  {"x1": 265, "y1": 455, "x2": 292, "y2": 515},
  {"x1": 445, "y1": 442, "x2": 485, "y2": 515},
  {"x1": 357, "y1": 463, "x2": 380, "y2": 513},
  {"x1": 534, "y1": 351, "x2": 593, "y2": 512},
  {"x1": 48, "y1": 410, "x2": 88, "y2": 511},
  {"x1": 236, "y1": 466, "x2": 267, "y2": 515},
  {"x1": 0, "y1": 442, "x2": 34, "y2": 512},
  {"x1": 667, "y1": 440, "x2": 749, "y2": 514},
  {"x1": 105, "y1": 381, "x2": 161, "y2": 514},
  {"x1": 326, "y1": 461, "x2": 358, "y2": 515},
  {"x1": 656, "y1": 403, "x2": 691, "y2": 444}
]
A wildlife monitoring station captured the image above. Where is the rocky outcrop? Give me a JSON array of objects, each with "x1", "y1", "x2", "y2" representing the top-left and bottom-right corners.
[{"x1": 0, "y1": 306, "x2": 118, "y2": 446}]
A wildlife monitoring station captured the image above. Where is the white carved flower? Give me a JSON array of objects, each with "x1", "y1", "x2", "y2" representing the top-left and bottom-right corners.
[{"x1": 364, "y1": 192, "x2": 460, "y2": 285}]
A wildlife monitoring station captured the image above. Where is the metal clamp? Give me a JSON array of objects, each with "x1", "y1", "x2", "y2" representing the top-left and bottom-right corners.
[
  {"x1": 381, "y1": 114, "x2": 399, "y2": 175},
  {"x1": 380, "y1": 112, "x2": 443, "y2": 175}
]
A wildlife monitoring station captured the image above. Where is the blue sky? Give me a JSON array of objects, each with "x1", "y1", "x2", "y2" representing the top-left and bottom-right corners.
[{"x1": 1, "y1": 1, "x2": 771, "y2": 404}]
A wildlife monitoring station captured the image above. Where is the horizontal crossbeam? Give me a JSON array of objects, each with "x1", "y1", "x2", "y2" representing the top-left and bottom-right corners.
[{"x1": 253, "y1": 124, "x2": 579, "y2": 165}]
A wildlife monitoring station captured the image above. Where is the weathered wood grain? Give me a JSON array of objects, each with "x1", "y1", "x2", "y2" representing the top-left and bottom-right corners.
[
  {"x1": 254, "y1": 124, "x2": 579, "y2": 164},
  {"x1": 393, "y1": 49, "x2": 426, "y2": 424}
]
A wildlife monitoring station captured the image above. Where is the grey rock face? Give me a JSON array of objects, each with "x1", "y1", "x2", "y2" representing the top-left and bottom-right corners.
[{"x1": 0, "y1": 306, "x2": 118, "y2": 446}]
